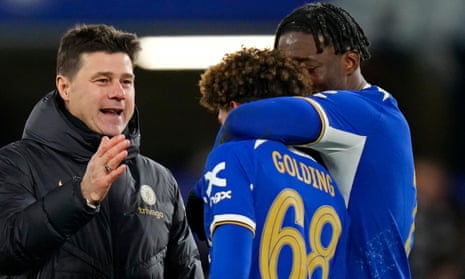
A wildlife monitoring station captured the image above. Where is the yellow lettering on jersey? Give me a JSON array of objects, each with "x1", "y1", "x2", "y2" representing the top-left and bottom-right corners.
[{"x1": 272, "y1": 151, "x2": 335, "y2": 197}]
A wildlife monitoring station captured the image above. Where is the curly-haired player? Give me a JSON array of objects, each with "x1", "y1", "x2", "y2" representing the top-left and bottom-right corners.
[
  {"x1": 190, "y1": 47, "x2": 350, "y2": 279},
  {"x1": 198, "y1": 47, "x2": 312, "y2": 122}
]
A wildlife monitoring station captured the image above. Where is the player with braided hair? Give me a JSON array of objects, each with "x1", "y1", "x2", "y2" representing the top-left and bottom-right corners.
[
  {"x1": 274, "y1": 2, "x2": 370, "y2": 61},
  {"x1": 272, "y1": 2, "x2": 370, "y2": 93},
  {"x1": 213, "y1": 2, "x2": 417, "y2": 278},
  {"x1": 191, "y1": 47, "x2": 350, "y2": 279}
]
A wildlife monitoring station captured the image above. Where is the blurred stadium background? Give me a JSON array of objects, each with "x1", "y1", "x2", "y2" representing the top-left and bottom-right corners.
[{"x1": 1, "y1": 0, "x2": 464, "y2": 277}]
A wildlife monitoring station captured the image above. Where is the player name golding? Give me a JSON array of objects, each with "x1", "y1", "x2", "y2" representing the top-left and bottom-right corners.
[{"x1": 272, "y1": 150, "x2": 335, "y2": 197}]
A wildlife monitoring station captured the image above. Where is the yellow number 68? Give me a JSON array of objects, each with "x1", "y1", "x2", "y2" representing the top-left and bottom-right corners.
[{"x1": 260, "y1": 189, "x2": 342, "y2": 279}]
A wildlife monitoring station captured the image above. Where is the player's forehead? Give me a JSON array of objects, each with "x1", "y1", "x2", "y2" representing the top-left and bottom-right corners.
[{"x1": 276, "y1": 31, "x2": 322, "y2": 60}]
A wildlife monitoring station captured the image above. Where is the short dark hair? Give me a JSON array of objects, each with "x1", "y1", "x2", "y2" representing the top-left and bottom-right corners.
[
  {"x1": 274, "y1": 2, "x2": 371, "y2": 61},
  {"x1": 56, "y1": 24, "x2": 141, "y2": 78},
  {"x1": 199, "y1": 47, "x2": 313, "y2": 112}
]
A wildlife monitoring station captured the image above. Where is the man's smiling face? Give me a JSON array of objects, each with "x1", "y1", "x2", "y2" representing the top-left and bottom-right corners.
[{"x1": 58, "y1": 51, "x2": 135, "y2": 136}]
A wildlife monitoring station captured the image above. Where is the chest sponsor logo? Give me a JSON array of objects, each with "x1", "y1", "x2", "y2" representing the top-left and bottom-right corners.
[
  {"x1": 210, "y1": 190, "x2": 232, "y2": 205},
  {"x1": 205, "y1": 161, "x2": 226, "y2": 197},
  {"x1": 138, "y1": 207, "x2": 164, "y2": 219}
]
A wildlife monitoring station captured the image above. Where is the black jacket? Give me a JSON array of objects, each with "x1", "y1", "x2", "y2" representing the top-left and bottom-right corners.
[{"x1": 0, "y1": 91, "x2": 204, "y2": 278}]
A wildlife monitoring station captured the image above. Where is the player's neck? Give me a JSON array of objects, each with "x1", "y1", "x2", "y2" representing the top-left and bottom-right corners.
[
  {"x1": 356, "y1": 79, "x2": 369, "y2": 90},
  {"x1": 348, "y1": 72, "x2": 368, "y2": 91}
]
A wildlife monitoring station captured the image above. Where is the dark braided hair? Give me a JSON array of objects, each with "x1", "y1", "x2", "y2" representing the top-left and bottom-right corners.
[
  {"x1": 274, "y1": 2, "x2": 371, "y2": 61},
  {"x1": 199, "y1": 47, "x2": 313, "y2": 112}
]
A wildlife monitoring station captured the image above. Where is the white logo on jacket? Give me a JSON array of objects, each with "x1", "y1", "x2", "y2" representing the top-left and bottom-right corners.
[{"x1": 140, "y1": 184, "x2": 156, "y2": 206}]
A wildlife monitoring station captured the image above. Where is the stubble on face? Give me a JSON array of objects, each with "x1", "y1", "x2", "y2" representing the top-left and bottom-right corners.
[{"x1": 65, "y1": 52, "x2": 135, "y2": 137}]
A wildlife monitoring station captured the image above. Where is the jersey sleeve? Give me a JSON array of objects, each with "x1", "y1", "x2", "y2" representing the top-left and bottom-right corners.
[
  {"x1": 208, "y1": 225, "x2": 254, "y2": 279},
  {"x1": 197, "y1": 142, "x2": 256, "y2": 240},
  {"x1": 216, "y1": 96, "x2": 323, "y2": 145}
]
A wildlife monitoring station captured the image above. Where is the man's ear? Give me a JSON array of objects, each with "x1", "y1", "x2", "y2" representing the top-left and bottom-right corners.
[
  {"x1": 56, "y1": 75, "x2": 70, "y2": 101},
  {"x1": 343, "y1": 51, "x2": 360, "y2": 75},
  {"x1": 230, "y1": 100, "x2": 241, "y2": 109}
]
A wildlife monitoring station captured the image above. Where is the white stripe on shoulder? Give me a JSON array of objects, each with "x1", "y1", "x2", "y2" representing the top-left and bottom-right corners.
[
  {"x1": 299, "y1": 97, "x2": 329, "y2": 144},
  {"x1": 210, "y1": 214, "x2": 256, "y2": 234},
  {"x1": 254, "y1": 139, "x2": 267, "y2": 149}
]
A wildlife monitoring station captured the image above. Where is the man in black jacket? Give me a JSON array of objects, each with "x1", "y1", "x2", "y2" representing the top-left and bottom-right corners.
[{"x1": 0, "y1": 24, "x2": 204, "y2": 278}]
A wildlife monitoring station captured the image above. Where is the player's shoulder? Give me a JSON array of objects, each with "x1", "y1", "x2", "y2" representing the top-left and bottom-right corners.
[
  {"x1": 216, "y1": 139, "x2": 255, "y2": 150},
  {"x1": 314, "y1": 84, "x2": 389, "y2": 96},
  {"x1": 212, "y1": 139, "x2": 284, "y2": 159},
  {"x1": 219, "y1": 139, "x2": 277, "y2": 150},
  {"x1": 310, "y1": 88, "x2": 361, "y2": 104},
  {"x1": 208, "y1": 139, "x2": 255, "y2": 160},
  {"x1": 311, "y1": 85, "x2": 395, "y2": 109}
]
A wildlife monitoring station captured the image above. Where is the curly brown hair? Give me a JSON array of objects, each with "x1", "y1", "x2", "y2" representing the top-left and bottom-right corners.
[{"x1": 198, "y1": 47, "x2": 313, "y2": 112}]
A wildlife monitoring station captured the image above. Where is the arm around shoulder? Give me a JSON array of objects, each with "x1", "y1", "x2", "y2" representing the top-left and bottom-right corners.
[{"x1": 218, "y1": 96, "x2": 322, "y2": 145}]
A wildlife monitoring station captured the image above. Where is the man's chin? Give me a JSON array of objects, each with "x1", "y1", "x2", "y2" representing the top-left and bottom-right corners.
[{"x1": 100, "y1": 126, "x2": 125, "y2": 137}]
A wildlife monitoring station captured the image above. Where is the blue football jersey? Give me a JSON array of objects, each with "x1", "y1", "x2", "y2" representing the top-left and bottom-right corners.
[
  {"x1": 195, "y1": 139, "x2": 349, "y2": 279},
  {"x1": 218, "y1": 85, "x2": 417, "y2": 279}
]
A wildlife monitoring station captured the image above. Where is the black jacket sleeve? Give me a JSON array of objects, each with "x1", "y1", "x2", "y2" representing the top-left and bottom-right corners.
[{"x1": 0, "y1": 150, "x2": 95, "y2": 275}]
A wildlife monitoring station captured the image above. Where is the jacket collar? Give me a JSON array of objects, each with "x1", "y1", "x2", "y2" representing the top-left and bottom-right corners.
[{"x1": 22, "y1": 90, "x2": 140, "y2": 163}]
